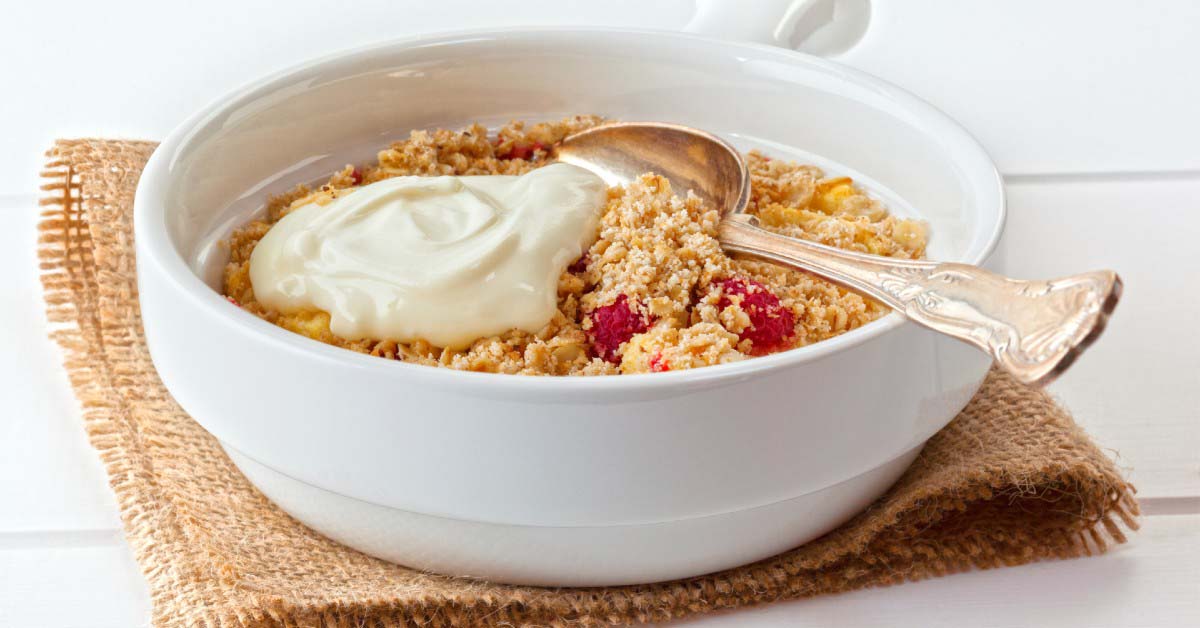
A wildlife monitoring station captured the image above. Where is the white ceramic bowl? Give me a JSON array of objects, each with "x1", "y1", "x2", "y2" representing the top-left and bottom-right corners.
[{"x1": 134, "y1": 26, "x2": 1004, "y2": 586}]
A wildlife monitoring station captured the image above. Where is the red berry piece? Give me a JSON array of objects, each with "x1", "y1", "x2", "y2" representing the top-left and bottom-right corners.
[
  {"x1": 510, "y1": 143, "x2": 534, "y2": 160},
  {"x1": 648, "y1": 351, "x2": 671, "y2": 373},
  {"x1": 226, "y1": 296, "x2": 241, "y2": 308},
  {"x1": 589, "y1": 294, "x2": 650, "y2": 363},
  {"x1": 350, "y1": 168, "x2": 363, "y2": 185},
  {"x1": 498, "y1": 141, "x2": 546, "y2": 161},
  {"x1": 717, "y1": 277, "x2": 795, "y2": 354}
]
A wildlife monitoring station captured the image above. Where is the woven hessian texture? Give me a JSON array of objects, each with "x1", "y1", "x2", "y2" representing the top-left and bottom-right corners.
[{"x1": 38, "y1": 139, "x2": 1139, "y2": 627}]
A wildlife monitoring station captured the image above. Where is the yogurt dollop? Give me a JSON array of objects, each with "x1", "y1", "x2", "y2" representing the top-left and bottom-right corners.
[{"x1": 249, "y1": 163, "x2": 606, "y2": 349}]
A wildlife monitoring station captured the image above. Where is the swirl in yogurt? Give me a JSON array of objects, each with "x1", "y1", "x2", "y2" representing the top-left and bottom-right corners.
[{"x1": 249, "y1": 163, "x2": 606, "y2": 349}]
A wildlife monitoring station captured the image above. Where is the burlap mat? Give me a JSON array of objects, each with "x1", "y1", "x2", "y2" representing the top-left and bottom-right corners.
[{"x1": 38, "y1": 139, "x2": 1138, "y2": 627}]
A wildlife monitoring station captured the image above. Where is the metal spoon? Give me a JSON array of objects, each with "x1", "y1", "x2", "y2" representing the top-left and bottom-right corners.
[{"x1": 554, "y1": 122, "x2": 1121, "y2": 387}]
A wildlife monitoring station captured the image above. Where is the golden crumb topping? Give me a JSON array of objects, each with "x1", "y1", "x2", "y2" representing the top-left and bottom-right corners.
[{"x1": 223, "y1": 117, "x2": 927, "y2": 375}]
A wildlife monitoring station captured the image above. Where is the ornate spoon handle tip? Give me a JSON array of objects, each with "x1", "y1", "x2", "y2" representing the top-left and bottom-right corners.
[{"x1": 718, "y1": 215, "x2": 1121, "y2": 386}]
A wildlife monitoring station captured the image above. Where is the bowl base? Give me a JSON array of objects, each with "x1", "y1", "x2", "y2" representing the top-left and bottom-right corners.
[{"x1": 223, "y1": 442, "x2": 923, "y2": 587}]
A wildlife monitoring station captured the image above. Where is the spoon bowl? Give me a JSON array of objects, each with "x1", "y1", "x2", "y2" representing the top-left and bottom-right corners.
[
  {"x1": 557, "y1": 122, "x2": 1122, "y2": 386},
  {"x1": 555, "y1": 121, "x2": 750, "y2": 217}
]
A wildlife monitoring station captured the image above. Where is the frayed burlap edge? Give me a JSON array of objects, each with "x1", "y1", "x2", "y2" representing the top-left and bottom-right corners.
[
  {"x1": 38, "y1": 139, "x2": 234, "y2": 623},
  {"x1": 38, "y1": 138, "x2": 1139, "y2": 628}
]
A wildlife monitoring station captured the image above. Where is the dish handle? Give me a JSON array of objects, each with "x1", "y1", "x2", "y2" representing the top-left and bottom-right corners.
[{"x1": 683, "y1": 0, "x2": 871, "y2": 55}]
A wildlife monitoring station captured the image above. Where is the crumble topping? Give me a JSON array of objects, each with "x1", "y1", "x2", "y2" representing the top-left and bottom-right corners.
[{"x1": 223, "y1": 116, "x2": 927, "y2": 375}]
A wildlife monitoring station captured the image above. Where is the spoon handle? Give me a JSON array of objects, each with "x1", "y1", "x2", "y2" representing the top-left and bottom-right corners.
[{"x1": 718, "y1": 214, "x2": 1121, "y2": 387}]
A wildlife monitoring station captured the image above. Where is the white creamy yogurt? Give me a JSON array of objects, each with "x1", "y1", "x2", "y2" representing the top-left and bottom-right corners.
[{"x1": 249, "y1": 163, "x2": 606, "y2": 349}]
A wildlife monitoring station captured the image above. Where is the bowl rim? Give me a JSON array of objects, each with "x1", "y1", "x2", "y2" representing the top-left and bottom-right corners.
[{"x1": 134, "y1": 26, "x2": 1006, "y2": 394}]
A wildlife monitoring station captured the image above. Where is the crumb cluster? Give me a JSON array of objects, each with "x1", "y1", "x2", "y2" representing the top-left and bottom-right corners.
[{"x1": 223, "y1": 116, "x2": 927, "y2": 375}]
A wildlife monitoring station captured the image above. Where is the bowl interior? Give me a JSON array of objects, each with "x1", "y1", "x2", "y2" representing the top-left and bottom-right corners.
[{"x1": 153, "y1": 29, "x2": 1003, "y2": 290}]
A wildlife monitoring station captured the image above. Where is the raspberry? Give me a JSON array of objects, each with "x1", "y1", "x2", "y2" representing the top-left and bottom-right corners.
[
  {"x1": 648, "y1": 350, "x2": 671, "y2": 372},
  {"x1": 225, "y1": 296, "x2": 241, "y2": 308},
  {"x1": 350, "y1": 168, "x2": 363, "y2": 185},
  {"x1": 716, "y1": 277, "x2": 795, "y2": 354},
  {"x1": 589, "y1": 294, "x2": 650, "y2": 363}
]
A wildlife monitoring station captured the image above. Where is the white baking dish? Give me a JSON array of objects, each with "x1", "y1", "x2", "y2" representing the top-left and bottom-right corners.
[{"x1": 133, "y1": 21, "x2": 1004, "y2": 586}]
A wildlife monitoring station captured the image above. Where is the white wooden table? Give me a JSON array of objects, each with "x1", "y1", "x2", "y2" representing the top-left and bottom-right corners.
[{"x1": 1, "y1": 2, "x2": 1197, "y2": 626}]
